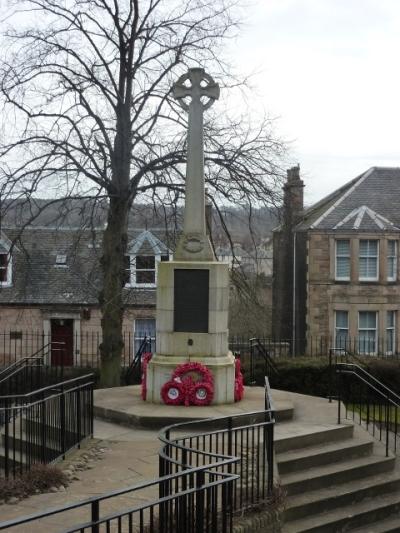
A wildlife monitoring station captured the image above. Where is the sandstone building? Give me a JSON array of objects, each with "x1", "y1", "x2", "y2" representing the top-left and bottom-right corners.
[
  {"x1": 0, "y1": 225, "x2": 173, "y2": 366},
  {"x1": 273, "y1": 167, "x2": 400, "y2": 355}
]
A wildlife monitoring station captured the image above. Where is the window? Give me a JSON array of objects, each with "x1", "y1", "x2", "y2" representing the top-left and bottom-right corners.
[
  {"x1": 358, "y1": 311, "x2": 377, "y2": 355},
  {"x1": 124, "y1": 255, "x2": 132, "y2": 285},
  {"x1": 135, "y1": 255, "x2": 155, "y2": 284},
  {"x1": 0, "y1": 253, "x2": 11, "y2": 285},
  {"x1": 134, "y1": 318, "x2": 156, "y2": 354},
  {"x1": 335, "y1": 311, "x2": 349, "y2": 350},
  {"x1": 335, "y1": 240, "x2": 350, "y2": 280},
  {"x1": 386, "y1": 311, "x2": 396, "y2": 355},
  {"x1": 359, "y1": 240, "x2": 378, "y2": 281},
  {"x1": 55, "y1": 254, "x2": 67, "y2": 267},
  {"x1": 387, "y1": 241, "x2": 397, "y2": 281}
]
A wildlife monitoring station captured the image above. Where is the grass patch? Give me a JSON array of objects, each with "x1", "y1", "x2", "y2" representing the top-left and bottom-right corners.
[{"x1": 347, "y1": 403, "x2": 400, "y2": 425}]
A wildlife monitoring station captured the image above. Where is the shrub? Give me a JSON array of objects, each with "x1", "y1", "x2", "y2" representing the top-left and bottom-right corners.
[{"x1": 0, "y1": 464, "x2": 68, "y2": 502}]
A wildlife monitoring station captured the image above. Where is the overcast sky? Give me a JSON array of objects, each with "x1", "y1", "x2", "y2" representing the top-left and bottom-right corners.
[{"x1": 234, "y1": 0, "x2": 400, "y2": 205}]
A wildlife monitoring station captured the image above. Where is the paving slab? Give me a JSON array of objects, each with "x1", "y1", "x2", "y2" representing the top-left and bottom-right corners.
[
  {"x1": 93, "y1": 385, "x2": 294, "y2": 428},
  {"x1": 0, "y1": 387, "x2": 340, "y2": 532}
]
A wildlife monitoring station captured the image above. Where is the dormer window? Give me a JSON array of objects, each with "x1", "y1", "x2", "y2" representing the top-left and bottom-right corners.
[
  {"x1": 124, "y1": 230, "x2": 172, "y2": 288},
  {"x1": 136, "y1": 255, "x2": 155, "y2": 284},
  {"x1": 0, "y1": 252, "x2": 11, "y2": 286},
  {"x1": 55, "y1": 254, "x2": 67, "y2": 267}
]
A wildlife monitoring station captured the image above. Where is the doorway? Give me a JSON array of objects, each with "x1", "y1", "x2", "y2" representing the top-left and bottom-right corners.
[{"x1": 51, "y1": 318, "x2": 74, "y2": 366}]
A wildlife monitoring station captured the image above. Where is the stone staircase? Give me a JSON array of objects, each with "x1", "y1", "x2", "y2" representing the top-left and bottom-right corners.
[{"x1": 273, "y1": 391, "x2": 400, "y2": 532}]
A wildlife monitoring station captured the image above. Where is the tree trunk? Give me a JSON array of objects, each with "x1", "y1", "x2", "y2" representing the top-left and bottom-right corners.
[{"x1": 99, "y1": 195, "x2": 130, "y2": 387}]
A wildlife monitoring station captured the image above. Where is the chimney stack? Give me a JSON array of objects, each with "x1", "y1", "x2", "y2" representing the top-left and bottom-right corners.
[{"x1": 284, "y1": 165, "x2": 304, "y2": 224}]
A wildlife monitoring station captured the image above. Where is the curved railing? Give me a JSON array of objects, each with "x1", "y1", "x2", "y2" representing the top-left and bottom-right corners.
[{"x1": 0, "y1": 379, "x2": 275, "y2": 532}]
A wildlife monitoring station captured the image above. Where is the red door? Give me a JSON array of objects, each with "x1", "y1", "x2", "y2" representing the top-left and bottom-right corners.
[{"x1": 51, "y1": 319, "x2": 74, "y2": 366}]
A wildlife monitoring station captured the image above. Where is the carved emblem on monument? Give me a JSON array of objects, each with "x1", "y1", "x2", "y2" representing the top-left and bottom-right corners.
[{"x1": 182, "y1": 234, "x2": 204, "y2": 253}]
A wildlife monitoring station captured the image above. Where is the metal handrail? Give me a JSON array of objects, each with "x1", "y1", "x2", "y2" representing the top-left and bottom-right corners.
[
  {"x1": 0, "y1": 378, "x2": 276, "y2": 532},
  {"x1": 124, "y1": 335, "x2": 152, "y2": 384},
  {"x1": 0, "y1": 342, "x2": 55, "y2": 382},
  {"x1": 248, "y1": 337, "x2": 279, "y2": 383},
  {"x1": 336, "y1": 362, "x2": 400, "y2": 456},
  {"x1": 337, "y1": 363, "x2": 400, "y2": 406},
  {"x1": 0, "y1": 373, "x2": 94, "y2": 402}
]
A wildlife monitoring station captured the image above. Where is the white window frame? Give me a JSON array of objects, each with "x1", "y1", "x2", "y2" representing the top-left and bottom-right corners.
[
  {"x1": 387, "y1": 240, "x2": 397, "y2": 282},
  {"x1": 335, "y1": 310, "x2": 349, "y2": 351},
  {"x1": 335, "y1": 239, "x2": 350, "y2": 281},
  {"x1": 386, "y1": 310, "x2": 396, "y2": 355},
  {"x1": 358, "y1": 311, "x2": 378, "y2": 355},
  {"x1": 134, "y1": 255, "x2": 156, "y2": 287},
  {"x1": 125, "y1": 253, "x2": 172, "y2": 288},
  {"x1": 0, "y1": 252, "x2": 12, "y2": 287},
  {"x1": 359, "y1": 239, "x2": 379, "y2": 282}
]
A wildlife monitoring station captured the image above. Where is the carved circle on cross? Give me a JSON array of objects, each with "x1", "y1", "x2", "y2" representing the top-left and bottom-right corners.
[{"x1": 173, "y1": 67, "x2": 220, "y2": 112}]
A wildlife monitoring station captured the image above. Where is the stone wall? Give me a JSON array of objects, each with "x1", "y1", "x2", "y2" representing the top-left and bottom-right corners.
[
  {"x1": 307, "y1": 231, "x2": 400, "y2": 349},
  {"x1": 0, "y1": 304, "x2": 156, "y2": 366}
]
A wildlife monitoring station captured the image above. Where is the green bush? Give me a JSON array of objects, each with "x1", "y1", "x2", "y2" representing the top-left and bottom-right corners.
[
  {"x1": 246, "y1": 355, "x2": 400, "y2": 400},
  {"x1": 269, "y1": 357, "x2": 332, "y2": 398}
]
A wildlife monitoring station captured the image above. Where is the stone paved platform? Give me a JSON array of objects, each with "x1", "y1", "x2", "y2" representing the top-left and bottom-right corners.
[
  {"x1": 93, "y1": 385, "x2": 294, "y2": 427},
  {"x1": 0, "y1": 388, "x2": 340, "y2": 532}
]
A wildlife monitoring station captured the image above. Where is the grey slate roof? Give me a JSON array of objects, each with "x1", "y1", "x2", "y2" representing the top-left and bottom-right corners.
[
  {"x1": 0, "y1": 227, "x2": 173, "y2": 307},
  {"x1": 297, "y1": 167, "x2": 400, "y2": 232}
]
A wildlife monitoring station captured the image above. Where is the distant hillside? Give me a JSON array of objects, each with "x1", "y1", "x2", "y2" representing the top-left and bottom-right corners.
[{"x1": 0, "y1": 198, "x2": 279, "y2": 247}]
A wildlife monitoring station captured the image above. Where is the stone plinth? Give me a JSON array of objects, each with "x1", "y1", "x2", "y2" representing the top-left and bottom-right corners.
[{"x1": 146, "y1": 260, "x2": 235, "y2": 404}]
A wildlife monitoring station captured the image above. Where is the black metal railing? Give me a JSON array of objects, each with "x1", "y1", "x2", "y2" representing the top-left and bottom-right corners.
[
  {"x1": 0, "y1": 379, "x2": 275, "y2": 532},
  {"x1": 2, "y1": 331, "x2": 400, "y2": 372},
  {"x1": 336, "y1": 362, "x2": 400, "y2": 456},
  {"x1": 0, "y1": 341, "x2": 67, "y2": 397},
  {"x1": 242, "y1": 338, "x2": 279, "y2": 385},
  {"x1": 124, "y1": 335, "x2": 154, "y2": 385},
  {"x1": 0, "y1": 374, "x2": 94, "y2": 478}
]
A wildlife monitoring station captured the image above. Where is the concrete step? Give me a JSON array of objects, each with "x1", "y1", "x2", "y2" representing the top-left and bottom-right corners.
[
  {"x1": 284, "y1": 470, "x2": 400, "y2": 521},
  {"x1": 283, "y1": 491, "x2": 400, "y2": 532},
  {"x1": 277, "y1": 436, "x2": 373, "y2": 474},
  {"x1": 350, "y1": 514, "x2": 400, "y2": 532},
  {"x1": 275, "y1": 423, "x2": 354, "y2": 453},
  {"x1": 281, "y1": 454, "x2": 396, "y2": 496}
]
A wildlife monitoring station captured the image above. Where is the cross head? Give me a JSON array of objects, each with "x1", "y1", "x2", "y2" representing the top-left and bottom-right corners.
[{"x1": 173, "y1": 68, "x2": 220, "y2": 112}]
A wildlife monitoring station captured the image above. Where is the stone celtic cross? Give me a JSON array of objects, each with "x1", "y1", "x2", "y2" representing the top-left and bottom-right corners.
[{"x1": 173, "y1": 68, "x2": 220, "y2": 260}]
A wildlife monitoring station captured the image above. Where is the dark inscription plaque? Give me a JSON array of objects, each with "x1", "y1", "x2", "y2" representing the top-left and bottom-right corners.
[{"x1": 174, "y1": 269, "x2": 209, "y2": 332}]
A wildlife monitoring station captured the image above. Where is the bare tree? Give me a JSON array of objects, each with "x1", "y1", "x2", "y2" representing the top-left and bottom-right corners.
[{"x1": 0, "y1": 0, "x2": 286, "y2": 386}]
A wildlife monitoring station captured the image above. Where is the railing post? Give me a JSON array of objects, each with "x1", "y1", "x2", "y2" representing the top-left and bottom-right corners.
[
  {"x1": 4, "y1": 399, "x2": 9, "y2": 479},
  {"x1": 386, "y1": 397, "x2": 390, "y2": 457},
  {"x1": 60, "y1": 391, "x2": 66, "y2": 457},
  {"x1": 337, "y1": 365, "x2": 342, "y2": 425},
  {"x1": 328, "y1": 349, "x2": 332, "y2": 403},
  {"x1": 91, "y1": 500, "x2": 100, "y2": 533},
  {"x1": 76, "y1": 388, "x2": 81, "y2": 448},
  {"x1": 195, "y1": 470, "x2": 205, "y2": 533}
]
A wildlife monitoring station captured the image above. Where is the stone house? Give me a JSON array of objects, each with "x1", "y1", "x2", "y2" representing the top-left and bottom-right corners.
[
  {"x1": 273, "y1": 166, "x2": 400, "y2": 355},
  {"x1": 0, "y1": 225, "x2": 173, "y2": 366}
]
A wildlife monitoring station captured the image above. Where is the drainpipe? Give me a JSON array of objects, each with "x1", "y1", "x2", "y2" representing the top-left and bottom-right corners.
[{"x1": 292, "y1": 230, "x2": 297, "y2": 357}]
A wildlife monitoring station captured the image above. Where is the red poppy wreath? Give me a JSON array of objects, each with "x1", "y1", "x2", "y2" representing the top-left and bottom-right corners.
[{"x1": 161, "y1": 362, "x2": 214, "y2": 406}]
